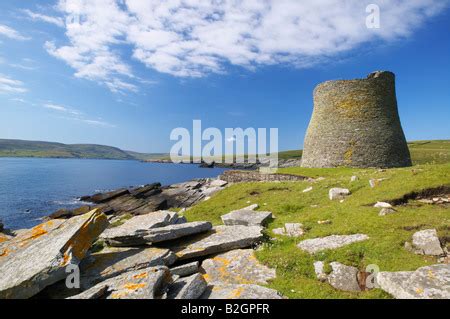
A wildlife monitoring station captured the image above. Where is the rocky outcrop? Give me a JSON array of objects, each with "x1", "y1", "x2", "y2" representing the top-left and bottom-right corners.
[
  {"x1": 297, "y1": 234, "x2": 369, "y2": 254},
  {"x1": 167, "y1": 273, "x2": 207, "y2": 299},
  {"x1": 0, "y1": 209, "x2": 109, "y2": 299},
  {"x1": 201, "y1": 249, "x2": 276, "y2": 285},
  {"x1": 219, "y1": 170, "x2": 307, "y2": 183},
  {"x1": 377, "y1": 264, "x2": 450, "y2": 299}
]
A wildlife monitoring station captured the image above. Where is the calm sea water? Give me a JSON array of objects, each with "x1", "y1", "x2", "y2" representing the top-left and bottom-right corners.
[{"x1": 0, "y1": 158, "x2": 227, "y2": 230}]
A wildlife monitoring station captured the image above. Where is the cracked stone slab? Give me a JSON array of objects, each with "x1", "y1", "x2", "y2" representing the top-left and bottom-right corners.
[
  {"x1": 80, "y1": 246, "x2": 177, "y2": 288},
  {"x1": 100, "y1": 211, "x2": 178, "y2": 245},
  {"x1": 0, "y1": 209, "x2": 109, "y2": 299},
  {"x1": 170, "y1": 261, "x2": 200, "y2": 277},
  {"x1": 69, "y1": 266, "x2": 172, "y2": 299},
  {"x1": 201, "y1": 284, "x2": 282, "y2": 299},
  {"x1": 164, "y1": 225, "x2": 264, "y2": 261},
  {"x1": 297, "y1": 234, "x2": 369, "y2": 254},
  {"x1": 105, "y1": 221, "x2": 212, "y2": 247},
  {"x1": 167, "y1": 273, "x2": 207, "y2": 299},
  {"x1": 411, "y1": 229, "x2": 444, "y2": 256},
  {"x1": 327, "y1": 262, "x2": 361, "y2": 292},
  {"x1": 221, "y1": 210, "x2": 272, "y2": 227},
  {"x1": 377, "y1": 264, "x2": 450, "y2": 299},
  {"x1": 201, "y1": 249, "x2": 276, "y2": 285}
]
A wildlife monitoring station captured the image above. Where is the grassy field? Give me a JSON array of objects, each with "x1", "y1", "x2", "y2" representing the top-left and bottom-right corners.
[{"x1": 184, "y1": 163, "x2": 450, "y2": 298}]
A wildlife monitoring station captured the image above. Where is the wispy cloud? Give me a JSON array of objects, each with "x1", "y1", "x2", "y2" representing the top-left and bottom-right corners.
[
  {"x1": 42, "y1": 101, "x2": 115, "y2": 128},
  {"x1": 0, "y1": 24, "x2": 29, "y2": 41},
  {"x1": 0, "y1": 74, "x2": 27, "y2": 94},
  {"x1": 22, "y1": 9, "x2": 65, "y2": 27},
  {"x1": 44, "y1": 0, "x2": 449, "y2": 92}
]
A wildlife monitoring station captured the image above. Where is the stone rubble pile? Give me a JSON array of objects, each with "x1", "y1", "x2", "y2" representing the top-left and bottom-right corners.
[{"x1": 0, "y1": 193, "x2": 282, "y2": 299}]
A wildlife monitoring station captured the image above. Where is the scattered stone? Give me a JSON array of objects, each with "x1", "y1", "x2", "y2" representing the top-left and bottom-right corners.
[
  {"x1": 80, "y1": 246, "x2": 177, "y2": 288},
  {"x1": 105, "y1": 221, "x2": 213, "y2": 247},
  {"x1": 201, "y1": 249, "x2": 276, "y2": 285},
  {"x1": 411, "y1": 229, "x2": 444, "y2": 256},
  {"x1": 272, "y1": 223, "x2": 304, "y2": 237},
  {"x1": 329, "y1": 188, "x2": 350, "y2": 200},
  {"x1": 313, "y1": 261, "x2": 327, "y2": 282},
  {"x1": 374, "y1": 202, "x2": 392, "y2": 208},
  {"x1": 379, "y1": 208, "x2": 397, "y2": 216},
  {"x1": 209, "y1": 179, "x2": 228, "y2": 187},
  {"x1": 350, "y1": 176, "x2": 358, "y2": 182},
  {"x1": 170, "y1": 261, "x2": 200, "y2": 277},
  {"x1": 221, "y1": 209, "x2": 272, "y2": 227},
  {"x1": 297, "y1": 234, "x2": 369, "y2": 254},
  {"x1": 167, "y1": 273, "x2": 207, "y2": 299},
  {"x1": 328, "y1": 262, "x2": 361, "y2": 292},
  {"x1": 377, "y1": 264, "x2": 450, "y2": 299},
  {"x1": 70, "y1": 266, "x2": 172, "y2": 299},
  {"x1": 0, "y1": 209, "x2": 109, "y2": 299},
  {"x1": 201, "y1": 284, "x2": 282, "y2": 299},
  {"x1": 167, "y1": 225, "x2": 264, "y2": 261},
  {"x1": 303, "y1": 187, "x2": 313, "y2": 193},
  {"x1": 317, "y1": 220, "x2": 332, "y2": 225}
]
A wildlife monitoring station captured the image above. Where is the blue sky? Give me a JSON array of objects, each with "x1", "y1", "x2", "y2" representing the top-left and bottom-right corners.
[{"x1": 0, "y1": 0, "x2": 449, "y2": 153}]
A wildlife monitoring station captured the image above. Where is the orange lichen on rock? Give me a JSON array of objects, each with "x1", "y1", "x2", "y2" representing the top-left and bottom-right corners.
[
  {"x1": 133, "y1": 272, "x2": 148, "y2": 280},
  {"x1": 123, "y1": 283, "x2": 146, "y2": 291}
]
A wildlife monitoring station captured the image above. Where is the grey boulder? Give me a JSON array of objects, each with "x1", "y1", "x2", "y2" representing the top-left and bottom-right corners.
[
  {"x1": 329, "y1": 188, "x2": 350, "y2": 200},
  {"x1": 170, "y1": 261, "x2": 200, "y2": 277},
  {"x1": 327, "y1": 262, "x2": 361, "y2": 292},
  {"x1": 377, "y1": 264, "x2": 450, "y2": 299},
  {"x1": 411, "y1": 229, "x2": 444, "y2": 256}
]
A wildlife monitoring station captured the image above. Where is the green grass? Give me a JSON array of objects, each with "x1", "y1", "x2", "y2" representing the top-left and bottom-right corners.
[
  {"x1": 184, "y1": 163, "x2": 450, "y2": 298},
  {"x1": 408, "y1": 140, "x2": 450, "y2": 165}
]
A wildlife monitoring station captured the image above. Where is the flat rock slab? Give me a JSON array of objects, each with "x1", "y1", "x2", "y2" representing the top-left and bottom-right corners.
[
  {"x1": 201, "y1": 284, "x2": 282, "y2": 299},
  {"x1": 164, "y1": 225, "x2": 264, "y2": 261},
  {"x1": 80, "y1": 246, "x2": 176, "y2": 288},
  {"x1": 100, "y1": 211, "x2": 178, "y2": 245},
  {"x1": 411, "y1": 229, "x2": 444, "y2": 256},
  {"x1": 105, "y1": 221, "x2": 212, "y2": 247},
  {"x1": 201, "y1": 249, "x2": 276, "y2": 285},
  {"x1": 377, "y1": 264, "x2": 450, "y2": 299},
  {"x1": 70, "y1": 266, "x2": 172, "y2": 299},
  {"x1": 297, "y1": 234, "x2": 369, "y2": 254},
  {"x1": 221, "y1": 210, "x2": 272, "y2": 227},
  {"x1": 328, "y1": 262, "x2": 361, "y2": 292},
  {"x1": 167, "y1": 273, "x2": 207, "y2": 299},
  {"x1": 273, "y1": 223, "x2": 304, "y2": 237},
  {"x1": 170, "y1": 261, "x2": 200, "y2": 277},
  {"x1": 0, "y1": 209, "x2": 109, "y2": 299}
]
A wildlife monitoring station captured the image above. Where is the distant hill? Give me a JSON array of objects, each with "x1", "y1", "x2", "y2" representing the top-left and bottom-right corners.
[{"x1": 0, "y1": 139, "x2": 158, "y2": 160}]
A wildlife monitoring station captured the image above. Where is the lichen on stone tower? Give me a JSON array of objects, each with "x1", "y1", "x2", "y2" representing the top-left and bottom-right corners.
[{"x1": 301, "y1": 71, "x2": 412, "y2": 168}]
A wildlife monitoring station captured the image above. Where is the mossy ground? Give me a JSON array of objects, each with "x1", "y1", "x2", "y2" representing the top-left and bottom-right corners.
[{"x1": 184, "y1": 163, "x2": 450, "y2": 299}]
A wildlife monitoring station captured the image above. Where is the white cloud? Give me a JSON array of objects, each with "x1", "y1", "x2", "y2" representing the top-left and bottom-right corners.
[
  {"x1": 22, "y1": 9, "x2": 65, "y2": 27},
  {"x1": 0, "y1": 24, "x2": 29, "y2": 41},
  {"x1": 46, "y1": 0, "x2": 449, "y2": 90},
  {"x1": 0, "y1": 74, "x2": 27, "y2": 93},
  {"x1": 42, "y1": 102, "x2": 115, "y2": 127}
]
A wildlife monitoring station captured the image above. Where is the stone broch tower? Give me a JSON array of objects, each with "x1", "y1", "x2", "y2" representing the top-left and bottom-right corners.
[{"x1": 301, "y1": 71, "x2": 412, "y2": 168}]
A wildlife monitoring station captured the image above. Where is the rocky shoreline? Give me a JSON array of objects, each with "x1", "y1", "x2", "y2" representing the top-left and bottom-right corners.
[{"x1": 0, "y1": 172, "x2": 448, "y2": 299}]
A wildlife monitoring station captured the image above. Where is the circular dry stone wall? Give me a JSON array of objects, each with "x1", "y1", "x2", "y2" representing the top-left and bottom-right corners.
[{"x1": 301, "y1": 71, "x2": 412, "y2": 168}]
